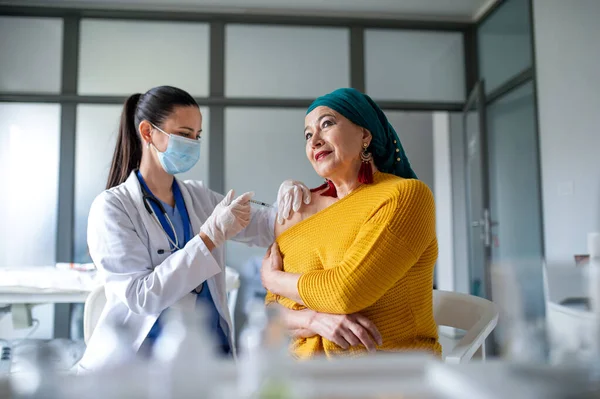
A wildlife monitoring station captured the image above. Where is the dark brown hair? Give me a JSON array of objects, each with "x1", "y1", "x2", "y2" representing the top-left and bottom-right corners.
[{"x1": 106, "y1": 86, "x2": 198, "y2": 189}]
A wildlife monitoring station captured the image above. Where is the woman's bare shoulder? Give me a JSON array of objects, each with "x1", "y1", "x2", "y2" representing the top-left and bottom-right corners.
[
  {"x1": 275, "y1": 190, "x2": 333, "y2": 238},
  {"x1": 275, "y1": 207, "x2": 305, "y2": 238}
]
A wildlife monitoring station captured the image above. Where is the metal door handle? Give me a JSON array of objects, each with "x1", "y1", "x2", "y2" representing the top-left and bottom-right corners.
[
  {"x1": 472, "y1": 210, "x2": 497, "y2": 247},
  {"x1": 482, "y1": 209, "x2": 496, "y2": 247}
]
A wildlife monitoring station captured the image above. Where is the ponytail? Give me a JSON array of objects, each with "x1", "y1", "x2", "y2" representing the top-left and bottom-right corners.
[
  {"x1": 106, "y1": 93, "x2": 143, "y2": 189},
  {"x1": 105, "y1": 86, "x2": 199, "y2": 190}
]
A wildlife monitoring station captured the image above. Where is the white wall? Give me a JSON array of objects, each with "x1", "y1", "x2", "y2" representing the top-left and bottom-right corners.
[{"x1": 533, "y1": 0, "x2": 600, "y2": 264}]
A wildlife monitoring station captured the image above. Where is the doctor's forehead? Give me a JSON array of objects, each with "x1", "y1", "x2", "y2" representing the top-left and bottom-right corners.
[{"x1": 163, "y1": 105, "x2": 202, "y2": 130}]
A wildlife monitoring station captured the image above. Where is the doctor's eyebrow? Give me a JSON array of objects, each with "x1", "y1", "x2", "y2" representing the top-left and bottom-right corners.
[{"x1": 179, "y1": 126, "x2": 203, "y2": 133}]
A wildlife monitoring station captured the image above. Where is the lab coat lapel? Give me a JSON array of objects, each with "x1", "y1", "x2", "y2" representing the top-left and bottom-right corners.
[
  {"x1": 124, "y1": 172, "x2": 196, "y2": 314},
  {"x1": 123, "y1": 172, "x2": 170, "y2": 253},
  {"x1": 176, "y1": 178, "x2": 233, "y2": 333},
  {"x1": 124, "y1": 171, "x2": 145, "y2": 216}
]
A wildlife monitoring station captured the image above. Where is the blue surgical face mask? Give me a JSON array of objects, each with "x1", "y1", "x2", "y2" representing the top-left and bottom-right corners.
[{"x1": 151, "y1": 124, "x2": 201, "y2": 175}]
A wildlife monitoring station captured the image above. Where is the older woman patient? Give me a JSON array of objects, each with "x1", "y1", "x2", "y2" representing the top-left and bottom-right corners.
[{"x1": 261, "y1": 88, "x2": 441, "y2": 359}]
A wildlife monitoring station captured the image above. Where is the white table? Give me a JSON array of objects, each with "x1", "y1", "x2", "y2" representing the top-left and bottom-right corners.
[
  {"x1": 0, "y1": 266, "x2": 240, "y2": 335},
  {"x1": 0, "y1": 266, "x2": 240, "y2": 305},
  {"x1": 0, "y1": 290, "x2": 89, "y2": 305},
  {"x1": 0, "y1": 267, "x2": 97, "y2": 305},
  {"x1": 0, "y1": 267, "x2": 97, "y2": 336}
]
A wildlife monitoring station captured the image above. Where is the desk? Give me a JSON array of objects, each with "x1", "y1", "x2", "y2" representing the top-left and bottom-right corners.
[
  {"x1": 0, "y1": 267, "x2": 240, "y2": 304},
  {"x1": 0, "y1": 267, "x2": 97, "y2": 300},
  {"x1": 0, "y1": 266, "x2": 95, "y2": 308},
  {"x1": 0, "y1": 266, "x2": 240, "y2": 338},
  {"x1": 0, "y1": 290, "x2": 89, "y2": 305},
  {"x1": 0, "y1": 267, "x2": 97, "y2": 338},
  {"x1": 0, "y1": 290, "x2": 91, "y2": 339}
]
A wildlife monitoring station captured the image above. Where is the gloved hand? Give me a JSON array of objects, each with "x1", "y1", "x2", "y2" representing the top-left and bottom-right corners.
[
  {"x1": 200, "y1": 190, "x2": 254, "y2": 248},
  {"x1": 276, "y1": 180, "x2": 312, "y2": 224}
]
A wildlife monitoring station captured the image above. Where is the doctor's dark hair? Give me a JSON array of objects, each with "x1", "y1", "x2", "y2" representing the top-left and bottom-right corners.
[{"x1": 106, "y1": 86, "x2": 199, "y2": 189}]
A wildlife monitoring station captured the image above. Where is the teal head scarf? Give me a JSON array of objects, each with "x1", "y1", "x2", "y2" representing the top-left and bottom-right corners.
[{"x1": 306, "y1": 88, "x2": 417, "y2": 179}]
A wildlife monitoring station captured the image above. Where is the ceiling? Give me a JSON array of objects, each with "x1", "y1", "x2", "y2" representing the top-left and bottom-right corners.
[{"x1": 1, "y1": 0, "x2": 499, "y2": 22}]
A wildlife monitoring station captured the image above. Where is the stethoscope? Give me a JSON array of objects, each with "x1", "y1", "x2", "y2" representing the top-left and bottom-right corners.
[
  {"x1": 139, "y1": 179, "x2": 183, "y2": 251},
  {"x1": 137, "y1": 172, "x2": 204, "y2": 294}
]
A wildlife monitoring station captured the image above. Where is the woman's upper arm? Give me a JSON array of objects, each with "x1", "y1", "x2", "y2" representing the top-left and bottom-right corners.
[{"x1": 297, "y1": 181, "x2": 436, "y2": 314}]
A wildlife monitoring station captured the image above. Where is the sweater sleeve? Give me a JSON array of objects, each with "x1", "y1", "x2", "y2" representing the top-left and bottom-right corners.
[
  {"x1": 297, "y1": 180, "x2": 436, "y2": 314},
  {"x1": 265, "y1": 290, "x2": 306, "y2": 310}
]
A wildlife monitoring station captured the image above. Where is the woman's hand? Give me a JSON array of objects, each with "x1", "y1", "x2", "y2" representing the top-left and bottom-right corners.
[
  {"x1": 276, "y1": 180, "x2": 311, "y2": 224},
  {"x1": 261, "y1": 242, "x2": 284, "y2": 289},
  {"x1": 261, "y1": 242, "x2": 304, "y2": 304},
  {"x1": 307, "y1": 311, "x2": 382, "y2": 352},
  {"x1": 272, "y1": 304, "x2": 382, "y2": 351}
]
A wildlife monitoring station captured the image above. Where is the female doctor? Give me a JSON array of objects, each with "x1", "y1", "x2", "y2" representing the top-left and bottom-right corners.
[{"x1": 78, "y1": 86, "x2": 310, "y2": 371}]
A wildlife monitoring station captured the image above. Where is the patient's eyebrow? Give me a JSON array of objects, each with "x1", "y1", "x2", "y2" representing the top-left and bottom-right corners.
[
  {"x1": 317, "y1": 113, "x2": 335, "y2": 122},
  {"x1": 304, "y1": 113, "x2": 336, "y2": 133}
]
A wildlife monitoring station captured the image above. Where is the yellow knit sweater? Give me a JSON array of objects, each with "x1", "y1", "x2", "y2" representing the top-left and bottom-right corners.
[{"x1": 266, "y1": 172, "x2": 441, "y2": 359}]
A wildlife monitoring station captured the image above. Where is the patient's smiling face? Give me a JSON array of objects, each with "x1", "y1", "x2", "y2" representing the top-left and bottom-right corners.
[{"x1": 304, "y1": 106, "x2": 371, "y2": 182}]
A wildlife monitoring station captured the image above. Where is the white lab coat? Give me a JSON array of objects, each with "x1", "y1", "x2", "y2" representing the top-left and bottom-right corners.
[{"x1": 78, "y1": 171, "x2": 275, "y2": 371}]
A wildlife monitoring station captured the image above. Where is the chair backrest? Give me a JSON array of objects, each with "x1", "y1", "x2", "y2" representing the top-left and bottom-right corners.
[
  {"x1": 225, "y1": 266, "x2": 240, "y2": 334},
  {"x1": 84, "y1": 284, "x2": 106, "y2": 344},
  {"x1": 83, "y1": 267, "x2": 242, "y2": 344},
  {"x1": 433, "y1": 290, "x2": 499, "y2": 363}
]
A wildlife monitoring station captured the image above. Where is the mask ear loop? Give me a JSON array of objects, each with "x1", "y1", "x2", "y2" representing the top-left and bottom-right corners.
[
  {"x1": 150, "y1": 123, "x2": 171, "y2": 137},
  {"x1": 147, "y1": 124, "x2": 165, "y2": 152},
  {"x1": 148, "y1": 123, "x2": 172, "y2": 152}
]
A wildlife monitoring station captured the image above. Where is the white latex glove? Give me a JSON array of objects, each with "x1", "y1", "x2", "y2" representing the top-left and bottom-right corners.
[
  {"x1": 276, "y1": 180, "x2": 312, "y2": 224},
  {"x1": 200, "y1": 189, "x2": 254, "y2": 248}
]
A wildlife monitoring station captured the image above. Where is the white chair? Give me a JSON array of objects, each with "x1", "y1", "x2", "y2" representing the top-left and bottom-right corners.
[
  {"x1": 224, "y1": 266, "x2": 240, "y2": 333},
  {"x1": 83, "y1": 284, "x2": 106, "y2": 344},
  {"x1": 433, "y1": 290, "x2": 499, "y2": 363},
  {"x1": 83, "y1": 266, "x2": 242, "y2": 344}
]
